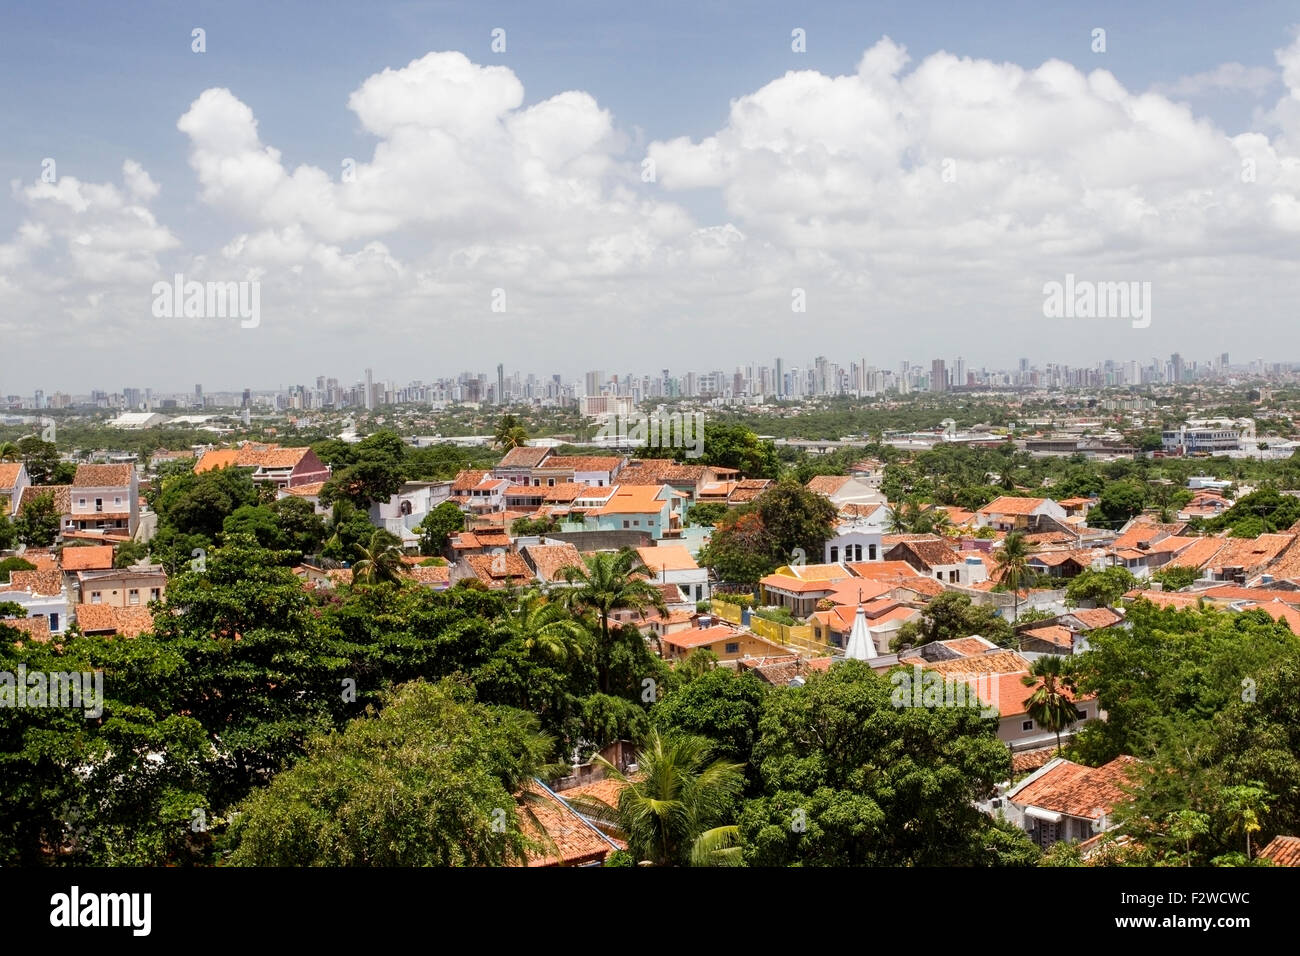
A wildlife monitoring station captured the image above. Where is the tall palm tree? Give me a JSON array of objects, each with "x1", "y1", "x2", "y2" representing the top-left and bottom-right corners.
[
  {"x1": 491, "y1": 592, "x2": 588, "y2": 663},
  {"x1": 558, "y1": 548, "x2": 667, "y2": 692},
  {"x1": 922, "y1": 507, "x2": 953, "y2": 537},
  {"x1": 0, "y1": 442, "x2": 20, "y2": 462},
  {"x1": 493, "y1": 414, "x2": 529, "y2": 450},
  {"x1": 1021, "y1": 655, "x2": 1079, "y2": 753},
  {"x1": 888, "y1": 499, "x2": 921, "y2": 534},
  {"x1": 351, "y1": 529, "x2": 405, "y2": 585},
  {"x1": 568, "y1": 730, "x2": 744, "y2": 867},
  {"x1": 994, "y1": 531, "x2": 1035, "y2": 622}
]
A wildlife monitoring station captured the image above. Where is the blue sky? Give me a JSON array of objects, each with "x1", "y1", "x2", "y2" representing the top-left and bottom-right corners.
[{"x1": 4, "y1": 1, "x2": 1300, "y2": 392}]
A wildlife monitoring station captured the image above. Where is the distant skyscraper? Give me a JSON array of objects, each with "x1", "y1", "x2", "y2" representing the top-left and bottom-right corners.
[
  {"x1": 775, "y1": 357, "x2": 784, "y2": 397},
  {"x1": 930, "y1": 359, "x2": 947, "y2": 393},
  {"x1": 1170, "y1": 353, "x2": 1183, "y2": 384},
  {"x1": 364, "y1": 368, "x2": 374, "y2": 410},
  {"x1": 954, "y1": 356, "x2": 967, "y2": 389},
  {"x1": 585, "y1": 370, "x2": 604, "y2": 397},
  {"x1": 497, "y1": 363, "x2": 505, "y2": 405}
]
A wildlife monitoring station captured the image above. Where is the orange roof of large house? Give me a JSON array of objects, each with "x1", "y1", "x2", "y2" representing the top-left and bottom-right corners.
[
  {"x1": 283, "y1": 482, "x2": 326, "y2": 497},
  {"x1": 1009, "y1": 756, "x2": 1140, "y2": 820},
  {"x1": 635, "y1": 545, "x2": 698, "y2": 573},
  {"x1": 1111, "y1": 520, "x2": 1184, "y2": 550},
  {"x1": 1162, "y1": 536, "x2": 1225, "y2": 569},
  {"x1": 60, "y1": 545, "x2": 116, "y2": 571},
  {"x1": 846, "y1": 560, "x2": 922, "y2": 580},
  {"x1": 1258, "y1": 835, "x2": 1300, "y2": 867},
  {"x1": 451, "y1": 469, "x2": 491, "y2": 491},
  {"x1": 1124, "y1": 589, "x2": 1205, "y2": 609},
  {"x1": 498, "y1": 447, "x2": 552, "y2": 469},
  {"x1": 522, "y1": 544, "x2": 585, "y2": 582},
  {"x1": 540, "y1": 456, "x2": 624, "y2": 472},
  {"x1": 977, "y1": 496, "x2": 1048, "y2": 515},
  {"x1": 75, "y1": 603, "x2": 155, "y2": 637},
  {"x1": 73, "y1": 464, "x2": 134, "y2": 487},
  {"x1": 404, "y1": 564, "x2": 451, "y2": 586},
  {"x1": 1206, "y1": 533, "x2": 1294, "y2": 573},
  {"x1": 886, "y1": 538, "x2": 960, "y2": 569},
  {"x1": 960, "y1": 670, "x2": 1090, "y2": 719},
  {"x1": 1239, "y1": 600, "x2": 1300, "y2": 636},
  {"x1": 194, "y1": 449, "x2": 241, "y2": 472},
  {"x1": 1069, "y1": 607, "x2": 1123, "y2": 630},
  {"x1": 544, "y1": 483, "x2": 588, "y2": 503},
  {"x1": 924, "y1": 651, "x2": 1031, "y2": 677},
  {"x1": 463, "y1": 552, "x2": 533, "y2": 587},
  {"x1": 518, "y1": 784, "x2": 618, "y2": 867},
  {"x1": 806, "y1": 475, "x2": 852, "y2": 496},
  {"x1": 0, "y1": 463, "x2": 24, "y2": 486},
  {"x1": 1261, "y1": 534, "x2": 1300, "y2": 580},
  {"x1": 1021, "y1": 624, "x2": 1074, "y2": 648},
  {"x1": 759, "y1": 573, "x2": 840, "y2": 594},
  {"x1": 592, "y1": 485, "x2": 670, "y2": 516},
  {"x1": 617, "y1": 461, "x2": 715, "y2": 485},
  {"x1": 661, "y1": 624, "x2": 742, "y2": 650}
]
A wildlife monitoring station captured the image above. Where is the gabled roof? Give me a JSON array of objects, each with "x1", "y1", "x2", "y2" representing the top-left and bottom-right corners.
[
  {"x1": 450, "y1": 469, "x2": 491, "y2": 492},
  {"x1": 498, "y1": 446, "x2": 552, "y2": 469},
  {"x1": 3, "y1": 569, "x2": 63, "y2": 596},
  {"x1": 518, "y1": 783, "x2": 617, "y2": 867},
  {"x1": 60, "y1": 545, "x2": 115, "y2": 571},
  {"x1": 635, "y1": 545, "x2": 698, "y2": 573},
  {"x1": 73, "y1": 464, "x2": 135, "y2": 487},
  {"x1": 1068, "y1": 607, "x2": 1123, "y2": 630},
  {"x1": 1008, "y1": 756, "x2": 1140, "y2": 821},
  {"x1": 17, "y1": 484, "x2": 71, "y2": 515},
  {"x1": 591, "y1": 485, "x2": 671, "y2": 516},
  {"x1": 1207, "y1": 533, "x2": 1294, "y2": 573},
  {"x1": 0, "y1": 463, "x2": 24, "y2": 487},
  {"x1": 521, "y1": 543, "x2": 585, "y2": 582},
  {"x1": 462, "y1": 552, "x2": 533, "y2": 587},
  {"x1": 661, "y1": 624, "x2": 741, "y2": 649},
  {"x1": 977, "y1": 496, "x2": 1049, "y2": 516},
  {"x1": 1021, "y1": 624, "x2": 1074, "y2": 648},
  {"x1": 75, "y1": 603, "x2": 155, "y2": 637},
  {"x1": 1, "y1": 615, "x2": 50, "y2": 641},
  {"x1": 924, "y1": 650, "x2": 1031, "y2": 676},
  {"x1": 1162, "y1": 535, "x2": 1225, "y2": 569},
  {"x1": 539, "y1": 455, "x2": 623, "y2": 472},
  {"x1": 886, "y1": 538, "x2": 961, "y2": 569},
  {"x1": 1258, "y1": 835, "x2": 1300, "y2": 867},
  {"x1": 806, "y1": 475, "x2": 852, "y2": 496}
]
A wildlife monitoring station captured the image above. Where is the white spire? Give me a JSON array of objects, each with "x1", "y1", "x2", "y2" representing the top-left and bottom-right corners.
[{"x1": 844, "y1": 602, "x2": 878, "y2": 661}]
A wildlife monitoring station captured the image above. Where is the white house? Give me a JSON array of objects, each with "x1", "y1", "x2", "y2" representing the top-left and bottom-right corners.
[
  {"x1": 369, "y1": 481, "x2": 454, "y2": 548},
  {"x1": 0, "y1": 462, "x2": 29, "y2": 516},
  {"x1": 805, "y1": 475, "x2": 887, "y2": 508},
  {"x1": 975, "y1": 496, "x2": 1067, "y2": 533},
  {"x1": 69, "y1": 464, "x2": 139, "y2": 538},
  {"x1": 635, "y1": 545, "x2": 710, "y2": 604}
]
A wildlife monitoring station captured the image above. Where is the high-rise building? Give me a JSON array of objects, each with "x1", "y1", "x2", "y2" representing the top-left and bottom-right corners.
[
  {"x1": 497, "y1": 363, "x2": 505, "y2": 405},
  {"x1": 1170, "y1": 353, "x2": 1184, "y2": 384},
  {"x1": 364, "y1": 368, "x2": 374, "y2": 410},
  {"x1": 775, "y1": 357, "x2": 784, "y2": 398},
  {"x1": 930, "y1": 359, "x2": 947, "y2": 393},
  {"x1": 954, "y1": 356, "x2": 967, "y2": 389},
  {"x1": 584, "y1": 370, "x2": 604, "y2": 397}
]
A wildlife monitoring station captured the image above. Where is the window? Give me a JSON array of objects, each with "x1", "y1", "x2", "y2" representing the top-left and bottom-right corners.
[
  {"x1": 868, "y1": 544, "x2": 877, "y2": 560},
  {"x1": 548, "y1": 478, "x2": 555, "y2": 486},
  {"x1": 91, "y1": 592, "x2": 101, "y2": 604},
  {"x1": 623, "y1": 520, "x2": 629, "y2": 529},
  {"x1": 695, "y1": 585, "x2": 703, "y2": 600},
  {"x1": 935, "y1": 571, "x2": 942, "y2": 579},
  {"x1": 1021, "y1": 720, "x2": 1034, "y2": 732},
  {"x1": 1076, "y1": 707, "x2": 1087, "y2": 719},
  {"x1": 949, "y1": 570, "x2": 959, "y2": 582},
  {"x1": 724, "y1": 642, "x2": 739, "y2": 654},
  {"x1": 829, "y1": 546, "x2": 839, "y2": 562},
  {"x1": 79, "y1": 498, "x2": 87, "y2": 507},
  {"x1": 95, "y1": 498, "x2": 103, "y2": 512},
  {"x1": 128, "y1": 589, "x2": 140, "y2": 606},
  {"x1": 633, "y1": 520, "x2": 640, "y2": 526},
  {"x1": 854, "y1": 544, "x2": 863, "y2": 561},
  {"x1": 114, "y1": 496, "x2": 122, "y2": 506},
  {"x1": 150, "y1": 588, "x2": 160, "y2": 601},
  {"x1": 49, "y1": 613, "x2": 58, "y2": 632}
]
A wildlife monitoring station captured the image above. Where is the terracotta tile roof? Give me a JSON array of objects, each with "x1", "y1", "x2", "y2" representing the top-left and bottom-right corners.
[
  {"x1": 515, "y1": 783, "x2": 616, "y2": 866},
  {"x1": 924, "y1": 651, "x2": 1031, "y2": 676},
  {"x1": 17, "y1": 484, "x2": 71, "y2": 515},
  {"x1": 635, "y1": 545, "x2": 698, "y2": 573},
  {"x1": 958, "y1": 670, "x2": 1089, "y2": 718},
  {"x1": 497, "y1": 447, "x2": 552, "y2": 469},
  {"x1": 940, "y1": 506, "x2": 976, "y2": 525},
  {"x1": 1111, "y1": 520, "x2": 1184, "y2": 550},
  {"x1": 451, "y1": 469, "x2": 491, "y2": 492},
  {"x1": 60, "y1": 545, "x2": 115, "y2": 571},
  {"x1": 1012, "y1": 746, "x2": 1059, "y2": 774},
  {"x1": 194, "y1": 449, "x2": 240, "y2": 472},
  {"x1": 544, "y1": 483, "x2": 587, "y2": 503},
  {"x1": 559, "y1": 777, "x2": 628, "y2": 809},
  {"x1": 891, "y1": 576, "x2": 946, "y2": 597},
  {"x1": 1, "y1": 615, "x2": 50, "y2": 641},
  {"x1": 404, "y1": 564, "x2": 451, "y2": 586},
  {"x1": 1069, "y1": 607, "x2": 1123, "y2": 630},
  {"x1": 806, "y1": 475, "x2": 851, "y2": 496},
  {"x1": 887, "y1": 538, "x2": 961, "y2": 569},
  {"x1": 1010, "y1": 756, "x2": 1140, "y2": 820},
  {"x1": 5, "y1": 569, "x2": 63, "y2": 596},
  {"x1": 1192, "y1": 585, "x2": 1300, "y2": 604},
  {"x1": 617, "y1": 461, "x2": 711, "y2": 485},
  {"x1": 1263, "y1": 534, "x2": 1300, "y2": 580},
  {"x1": 977, "y1": 496, "x2": 1049, "y2": 516},
  {"x1": 661, "y1": 624, "x2": 740, "y2": 649},
  {"x1": 283, "y1": 482, "x2": 326, "y2": 497},
  {"x1": 1029, "y1": 548, "x2": 1101, "y2": 568},
  {"x1": 1023, "y1": 531, "x2": 1075, "y2": 546},
  {"x1": 1239, "y1": 600, "x2": 1300, "y2": 636},
  {"x1": 0, "y1": 463, "x2": 23, "y2": 486},
  {"x1": 72, "y1": 464, "x2": 134, "y2": 487},
  {"x1": 504, "y1": 485, "x2": 543, "y2": 497},
  {"x1": 1207, "y1": 534, "x2": 1294, "y2": 574},
  {"x1": 1259, "y1": 835, "x2": 1300, "y2": 867},
  {"x1": 540, "y1": 456, "x2": 623, "y2": 472},
  {"x1": 846, "y1": 560, "x2": 922, "y2": 580},
  {"x1": 75, "y1": 603, "x2": 155, "y2": 637},
  {"x1": 18, "y1": 550, "x2": 58, "y2": 571},
  {"x1": 463, "y1": 552, "x2": 533, "y2": 588},
  {"x1": 1022, "y1": 624, "x2": 1074, "y2": 648},
  {"x1": 522, "y1": 543, "x2": 585, "y2": 582},
  {"x1": 1124, "y1": 589, "x2": 1204, "y2": 609},
  {"x1": 1163, "y1": 535, "x2": 1225, "y2": 569},
  {"x1": 759, "y1": 573, "x2": 839, "y2": 594},
  {"x1": 838, "y1": 502, "x2": 885, "y2": 519},
  {"x1": 1056, "y1": 497, "x2": 1093, "y2": 508},
  {"x1": 938, "y1": 635, "x2": 1000, "y2": 656}
]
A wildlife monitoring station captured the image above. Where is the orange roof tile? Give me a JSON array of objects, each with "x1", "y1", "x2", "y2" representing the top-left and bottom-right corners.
[
  {"x1": 1010, "y1": 756, "x2": 1140, "y2": 820},
  {"x1": 977, "y1": 496, "x2": 1049, "y2": 516},
  {"x1": 73, "y1": 464, "x2": 134, "y2": 487},
  {"x1": 1259, "y1": 835, "x2": 1300, "y2": 867},
  {"x1": 522, "y1": 544, "x2": 585, "y2": 582},
  {"x1": 634, "y1": 545, "x2": 698, "y2": 573},
  {"x1": 60, "y1": 545, "x2": 116, "y2": 571},
  {"x1": 75, "y1": 603, "x2": 155, "y2": 637},
  {"x1": 0, "y1": 463, "x2": 24, "y2": 487}
]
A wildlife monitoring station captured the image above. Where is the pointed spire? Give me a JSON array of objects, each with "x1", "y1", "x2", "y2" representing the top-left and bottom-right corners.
[{"x1": 844, "y1": 601, "x2": 878, "y2": 661}]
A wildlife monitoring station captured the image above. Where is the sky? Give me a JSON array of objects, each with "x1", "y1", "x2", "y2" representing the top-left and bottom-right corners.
[{"x1": 4, "y1": 0, "x2": 1300, "y2": 394}]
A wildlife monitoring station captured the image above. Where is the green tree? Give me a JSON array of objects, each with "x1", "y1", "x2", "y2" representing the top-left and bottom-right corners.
[
  {"x1": 416, "y1": 500, "x2": 466, "y2": 555},
  {"x1": 351, "y1": 529, "x2": 405, "y2": 585},
  {"x1": 697, "y1": 424, "x2": 780, "y2": 479},
  {"x1": 269, "y1": 496, "x2": 327, "y2": 555},
  {"x1": 1065, "y1": 567, "x2": 1138, "y2": 608},
  {"x1": 569, "y1": 730, "x2": 744, "y2": 867},
  {"x1": 1088, "y1": 480, "x2": 1148, "y2": 528},
  {"x1": 320, "y1": 430, "x2": 407, "y2": 509},
  {"x1": 1022, "y1": 656, "x2": 1080, "y2": 753},
  {"x1": 488, "y1": 593, "x2": 587, "y2": 664},
  {"x1": 14, "y1": 491, "x2": 60, "y2": 546},
  {"x1": 17, "y1": 437, "x2": 60, "y2": 485},
  {"x1": 0, "y1": 515, "x2": 15, "y2": 552},
  {"x1": 654, "y1": 667, "x2": 766, "y2": 768},
  {"x1": 229, "y1": 680, "x2": 556, "y2": 866},
  {"x1": 1218, "y1": 783, "x2": 1272, "y2": 859},
  {"x1": 558, "y1": 549, "x2": 667, "y2": 693},
  {"x1": 494, "y1": 415, "x2": 529, "y2": 450},
  {"x1": 1150, "y1": 565, "x2": 1198, "y2": 591},
  {"x1": 113, "y1": 540, "x2": 150, "y2": 568},
  {"x1": 994, "y1": 532, "x2": 1035, "y2": 623},
  {"x1": 893, "y1": 590, "x2": 1014, "y2": 650},
  {"x1": 685, "y1": 502, "x2": 728, "y2": 527}
]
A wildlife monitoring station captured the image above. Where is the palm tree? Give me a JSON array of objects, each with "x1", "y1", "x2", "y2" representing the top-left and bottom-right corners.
[
  {"x1": 1021, "y1": 655, "x2": 1079, "y2": 753},
  {"x1": 558, "y1": 548, "x2": 667, "y2": 693},
  {"x1": 568, "y1": 730, "x2": 744, "y2": 866},
  {"x1": 351, "y1": 529, "x2": 405, "y2": 585},
  {"x1": 491, "y1": 592, "x2": 587, "y2": 663},
  {"x1": 494, "y1": 414, "x2": 529, "y2": 450},
  {"x1": 922, "y1": 507, "x2": 953, "y2": 537},
  {"x1": 0, "y1": 442, "x2": 20, "y2": 462},
  {"x1": 994, "y1": 531, "x2": 1035, "y2": 622},
  {"x1": 888, "y1": 499, "x2": 921, "y2": 534}
]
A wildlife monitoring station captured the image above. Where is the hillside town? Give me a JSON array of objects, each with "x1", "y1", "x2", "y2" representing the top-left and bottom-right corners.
[{"x1": 4, "y1": 372, "x2": 1300, "y2": 870}]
